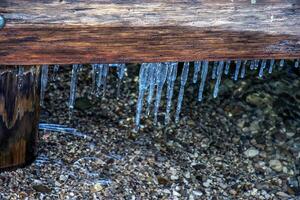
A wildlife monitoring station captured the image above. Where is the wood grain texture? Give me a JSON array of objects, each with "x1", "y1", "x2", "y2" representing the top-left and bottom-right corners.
[
  {"x1": 0, "y1": 66, "x2": 40, "y2": 171},
  {"x1": 0, "y1": 0, "x2": 299, "y2": 65}
]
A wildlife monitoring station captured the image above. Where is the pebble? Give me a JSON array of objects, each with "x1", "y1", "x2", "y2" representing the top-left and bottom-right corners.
[
  {"x1": 91, "y1": 183, "x2": 103, "y2": 193},
  {"x1": 269, "y1": 159, "x2": 283, "y2": 172},
  {"x1": 203, "y1": 179, "x2": 212, "y2": 187},
  {"x1": 244, "y1": 148, "x2": 259, "y2": 158}
]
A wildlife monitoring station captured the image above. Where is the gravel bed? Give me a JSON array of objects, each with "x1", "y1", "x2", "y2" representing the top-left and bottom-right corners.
[{"x1": 0, "y1": 63, "x2": 299, "y2": 199}]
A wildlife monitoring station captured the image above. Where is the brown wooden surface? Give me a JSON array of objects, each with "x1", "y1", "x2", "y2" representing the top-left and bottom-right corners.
[
  {"x1": 0, "y1": 66, "x2": 40, "y2": 171},
  {"x1": 0, "y1": 0, "x2": 299, "y2": 65}
]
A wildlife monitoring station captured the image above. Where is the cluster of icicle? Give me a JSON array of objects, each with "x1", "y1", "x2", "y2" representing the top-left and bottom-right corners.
[
  {"x1": 38, "y1": 59, "x2": 299, "y2": 129},
  {"x1": 40, "y1": 64, "x2": 126, "y2": 109},
  {"x1": 135, "y1": 59, "x2": 300, "y2": 129}
]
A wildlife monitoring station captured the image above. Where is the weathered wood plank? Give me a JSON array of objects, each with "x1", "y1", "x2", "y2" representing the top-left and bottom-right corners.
[
  {"x1": 0, "y1": 66, "x2": 40, "y2": 171},
  {"x1": 0, "y1": 0, "x2": 299, "y2": 65}
]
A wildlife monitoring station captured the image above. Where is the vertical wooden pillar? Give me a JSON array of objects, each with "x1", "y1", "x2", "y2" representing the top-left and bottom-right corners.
[{"x1": 0, "y1": 66, "x2": 41, "y2": 171}]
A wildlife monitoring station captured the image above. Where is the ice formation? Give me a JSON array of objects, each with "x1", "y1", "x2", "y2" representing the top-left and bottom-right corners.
[{"x1": 32, "y1": 58, "x2": 300, "y2": 128}]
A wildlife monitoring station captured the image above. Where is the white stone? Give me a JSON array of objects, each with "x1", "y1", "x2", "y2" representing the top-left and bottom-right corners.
[
  {"x1": 244, "y1": 148, "x2": 259, "y2": 158},
  {"x1": 269, "y1": 160, "x2": 283, "y2": 172}
]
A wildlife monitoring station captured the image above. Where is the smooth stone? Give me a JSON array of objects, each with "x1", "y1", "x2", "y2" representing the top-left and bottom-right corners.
[
  {"x1": 269, "y1": 159, "x2": 283, "y2": 172},
  {"x1": 244, "y1": 148, "x2": 259, "y2": 158},
  {"x1": 203, "y1": 179, "x2": 212, "y2": 187},
  {"x1": 91, "y1": 183, "x2": 103, "y2": 193}
]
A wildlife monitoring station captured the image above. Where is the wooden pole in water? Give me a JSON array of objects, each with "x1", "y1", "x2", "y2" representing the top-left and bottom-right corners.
[{"x1": 0, "y1": 66, "x2": 41, "y2": 171}]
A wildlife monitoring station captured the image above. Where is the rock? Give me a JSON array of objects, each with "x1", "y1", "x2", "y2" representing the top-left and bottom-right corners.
[
  {"x1": 269, "y1": 159, "x2": 283, "y2": 172},
  {"x1": 32, "y1": 182, "x2": 52, "y2": 193},
  {"x1": 59, "y1": 175, "x2": 68, "y2": 182},
  {"x1": 244, "y1": 148, "x2": 259, "y2": 158},
  {"x1": 286, "y1": 132, "x2": 295, "y2": 138},
  {"x1": 192, "y1": 190, "x2": 203, "y2": 196},
  {"x1": 170, "y1": 175, "x2": 179, "y2": 181},
  {"x1": 246, "y1": 92, "x2": 272, "y2": 108},
  {"x1": 75, "y1": 97, "x2": 93, "y2": 111},
  {"x1": 91, "y1": 183, "x2": 103, "y2": 193},
  {"x1": 157, "y1": 176, "x2": 169, "y2": 185},
  {"x1": 203, "y1": 179, "x2": 212, "y2": 187},
  {"x1": 184, "y1": 171, "x2": 190, "y2": 179},
  {"x1": 172, "y1": 190, "x2": 181, "y2": 197},
  {"x1": 276, "y1": 192, "x2": 290, "y2": 198}
]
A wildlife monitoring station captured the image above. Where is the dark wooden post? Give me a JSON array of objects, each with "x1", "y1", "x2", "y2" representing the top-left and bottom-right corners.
[{"x1": 0, "y1": 66, "x2": 41, "y2": 171}]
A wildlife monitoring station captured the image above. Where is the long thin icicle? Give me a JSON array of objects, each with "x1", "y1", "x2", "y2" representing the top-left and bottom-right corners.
[
  {"x1": 193, "y1": 61, "x2": 201, "y2": 83},
  {"x1": 146, "y1": 63, "x2": 158, "y2": 115},
  {"x1": 153, "y1": 63, "x2": 168, "y2": 124},
  {"x1": 165, "y1": 62, "x2": 178, "y2": 125},
  {"x1": 224, "y1": 60, "x2": 230, "y2": 75},
  {"x1": 250, "y1": 60, "x2": 255, "y2": 70},
  {"x1": 40, "y1": 65, "x2": 49, "y2": 106},
  {"x1": 295, "y1": 59, "x2": 299, "y2": 68},
  {"x1": 240, "y1": 60, "x2": 247, "y2": 79},
  {"x1": 116, "y1": 64, "x2": 126, "y2": 98},
  {"x1": 268, "y1": 59, "x2": 275, "y2": 74},
  {"x1": 234, "y1": 60, "x2": 242, "y2": 81},
  {"x1": 135, "y1": 63, "x2": 150, "y2": 129},
  {"x1": 69, "y1": 64, "x2": 81, "y2": 110},
  {"x1": 101, "y1": 64, "x2": 109, "y2": 96},
  {"x1": 279, "y1": 59, "x2": 285, "y2": 68},
  {"x1": 259, "y1": 60, "x2": 267, "y2": 78},
  {"x1": 213, "y1": 61, "x2": 224, "y2": 98},
  {"x1": 198, "y1": 61, "x2": 209, "y2": 102},
  {"x1": 212, "y1": 61, "x2": 218, "y2": 80},
  {"x1": 175, "y1": 62, "x2": 190, "y2": 123}
]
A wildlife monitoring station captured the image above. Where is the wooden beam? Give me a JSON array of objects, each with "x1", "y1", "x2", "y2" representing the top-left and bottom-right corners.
[{"x1": 0, "y1": 0, "x2": 299, "y2": 65}]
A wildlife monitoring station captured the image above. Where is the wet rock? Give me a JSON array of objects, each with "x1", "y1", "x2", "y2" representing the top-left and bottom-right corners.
[
  {"x1": 75, "y1": 97, "x2": 93, "y2": 111},
  {"x1": 91, "y1": 183, "x2": 103, "y2": 193},
  {"x1": 269, "y1": 160, "x2": 283, "y2": 172},
  {"x1": 157, "y1": 176, "x2": 170, "y2": 185},
  {"x1": 244, "y1": 148, "x2": 259, "y2": 158},
  {"x1": 246, "y1": 92, "x2": 272, "y2": 107},
  {"x1": 203, "y1": 179, "x2": 212, "y2": 187},
  {"x1": 32, "y1": 182, "x2": 52, "y2": 193}
]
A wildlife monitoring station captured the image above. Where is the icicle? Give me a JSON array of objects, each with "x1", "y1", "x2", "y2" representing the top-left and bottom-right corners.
[
  {"x1": 101, "y1": 64, "x2": 109, "y2": 96},
  {"x1": 135, "y1": 63, "x2": 150, "y2": 129},
  {"x1": 69, "y1": 64, "x2": 81, "y2": 110},
  {"x1": 212, "y1": 61, "x2": 218, "y2": 80},
  {"x1": 193, "y1": 61, "x2": 201, "y2": 83},
  {"x1": 146, "y1": 63, "x2": 158, "y2": 115},
  {"x1": 116, "y1": 64, "x2": 126, "y2": 98},
  {"x1": 259, "y1": 60, "x2": 267, "y2": 78},
  {"x1": 40, "y1": 65, "x2": 49, "y2": 106},
  {"x1": 268, "y1": 59, "x2": 275, "y2": 74},
  {"x1": 213, "y1": 61, "x2": 224, "y2": 98},
  {"x1": 234, "y1": 60, "x2": 241, "y2": 81},
  {"x1": 279, "y1": 59, "x2": 285, "y2": 68},
  {"x1": 93, "y1": 64, "x2": 109, "y2": 97},
  {"x1": 254, "y1": 60, "x2": 260, "y2": 70},
  {"x1": 240, "y1": 60, "x2": 247, "y2": 79},
  {"x1": 165, "y1": 62, "x2": 178, "y2": 125},
  {"x1": 175, "y1": 62, "x2": 189, "y2": 123},
  {"x1": 224, "y1": 60, "x2": 230, "y2": 75},
  {"x1": 198, "y1": 61, "x2": 209, "y2": 102},
  {"x1": 153, "y1": 63, "x2": 169, "y2": 124},
  {"x1": 295, "y1": 59, "x2": 299, "y2": 68},
  {"x1": 91, "y1": 64, "x2": 97, "y2": 94},
  {"x1": 250, "y1": 60, "x2": 255, "y2": 70}
]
